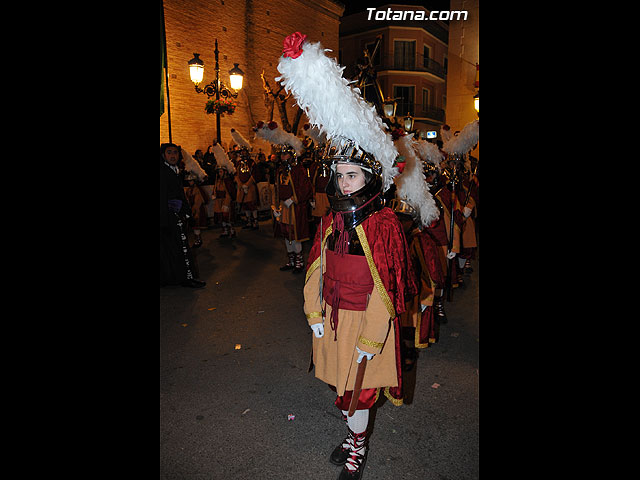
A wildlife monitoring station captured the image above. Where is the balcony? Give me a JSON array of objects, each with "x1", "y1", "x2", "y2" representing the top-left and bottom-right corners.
[
  {"x1": 377, "y1": 54, "x2": 446, "y2": 80},
  {"x1": 396, "y1": 101, "x2": 445, "y2": 123}
]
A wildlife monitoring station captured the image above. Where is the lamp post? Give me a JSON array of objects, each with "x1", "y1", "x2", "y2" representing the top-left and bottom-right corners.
[
  {"x1": 188, "y1": 39, "x2": 244, "y2": 144},
  {"x1": 403, "y1": 113, "x2": 414, "y2": 132},
  {"x1": 473, "y1": 90, "x2": 479, "y2": 117}
]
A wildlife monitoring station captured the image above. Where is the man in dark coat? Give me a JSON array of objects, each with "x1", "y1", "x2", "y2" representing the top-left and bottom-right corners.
[{"x1": 160, "y1": 143, "x2": 206, "y2": 288}]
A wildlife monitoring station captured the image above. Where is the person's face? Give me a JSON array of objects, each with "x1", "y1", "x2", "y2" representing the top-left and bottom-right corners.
[
  {"x1": 163, "y1": 147, "x2": 180, "y2": 165},
  {"x1": 335, "y1": 164, "x2": 366, "y2": 195}
]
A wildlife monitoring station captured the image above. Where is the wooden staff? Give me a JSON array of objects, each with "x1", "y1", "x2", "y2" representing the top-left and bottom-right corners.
[{"x1": 348, "y1": 357, "x2": 368, "y2": 417}]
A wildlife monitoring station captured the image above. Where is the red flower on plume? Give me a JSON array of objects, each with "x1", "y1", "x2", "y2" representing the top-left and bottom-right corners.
[
  {"x1": 268, "y1": 121, "x2": 278, "y2": 130},
  {"x1": 283, "y1": 32, "x2": 307, "y2": 59},
  {"x1": 253, "y1": 121, "x2": 264, "y2": 132},
  {"x1": 391, "y1": 128, "x2": 405, "y2": 141}
]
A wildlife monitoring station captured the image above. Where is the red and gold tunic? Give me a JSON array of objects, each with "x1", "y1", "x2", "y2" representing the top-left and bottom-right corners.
[
  {"x1": 303, "y1": 207, "x2": 413, "y2": 408},
  {"x1": 235, "y1": 160, "x2": 259, "y2": 210},
  {"x1": 401, "y1": 228, "x2": 446, "y2": 347},
  {"x1": 274, "y1": 162, "x2": 313, "y2": 242}
]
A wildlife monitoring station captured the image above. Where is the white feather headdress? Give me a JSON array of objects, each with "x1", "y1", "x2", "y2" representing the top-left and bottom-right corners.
[
  {"x1": 230, "y1": 128, "x2": 252, "y2": 150},
  {"x1": 181, "y1": 147, "x2": 207, "y2": 182},
  {"x1": 442, "y1": 120, "x2": 479, "y2": 155},
  {"x1": 303, "y1": 123, "x2": 327, "y2": 145},
  {"x1": 253, "y1": 121, "x2": 303, "y2": 156},
  {"x1": 440, "y1": 124, "x2": 453, "y2": 143},
  {"x1": 211, "y1": 143, "x2": 236, "y2": 174},
  {"x1": 414, "y1": 138, "x2": 444, "y2": 170},
  {"x1": 394, "y1": 134, "x2": 440, "y2": 227},
  {"x1": 276, "y1": 33, "x2": 399, "y2": 191}
]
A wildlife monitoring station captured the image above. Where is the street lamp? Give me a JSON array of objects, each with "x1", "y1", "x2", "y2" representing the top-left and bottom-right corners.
[
  {"x1": 403, "y1": 113, "x2": 414, "y2": 132},
  {"x1": 228, "y1": 63, "x2": 244, "y2": 90},
  {"x1": 188, "y1": 39, "x2": 245, "y2": 143},
  {"x1": 382, "y1": 98, "x2": 397, "y2": 119}
]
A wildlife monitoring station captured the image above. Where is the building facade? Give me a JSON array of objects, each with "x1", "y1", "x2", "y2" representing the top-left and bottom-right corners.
[
  {"x1": 445, "y1": 0, "x2": 478, "y2": 159},
  {"x1": 160, "y1": 0, "x2": 345, "y2": 155},
  {"x1": 339, "y1": 4, "x2": 449, "y2": 139}
]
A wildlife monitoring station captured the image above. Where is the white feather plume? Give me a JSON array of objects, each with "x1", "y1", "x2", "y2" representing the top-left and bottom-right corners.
[
  {"x1": 254, "y1": 121, "x2": 303, "y2": 156},
  {"x1": 394, "y1": 134, "x2": 440, "y2": 227},
  {"x1": 276, "y1": 39, "x2": 399, "y2": 191},
  {"x1": 414, "y1": 139, "x2": 444, "y2": 170},
  {"x1": 212, "y1": 143, "x2": 236, "y2": 174},
  {"x1": 303, "y1": 123, "x2": 327, "y2": 145},
  {"x1": 181, "y1": 147, "x2": 207, "y2": 182},
  {"x1": 230, "y1": 128, "x2": 252, "y2": 150},
  {"x1": 442, "y1": 119, "x2": 479, "y2": 155},
  {"x1": 440, "y1": 125, "x2": 452, "y2": 143}
]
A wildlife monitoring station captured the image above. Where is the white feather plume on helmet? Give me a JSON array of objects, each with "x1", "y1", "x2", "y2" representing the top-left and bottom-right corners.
[
  {"x1": 211, "y1": 143, "x2": 236, "y2": 174},
  {"x1": 393, "y1": 134, "x2": 440, "y2": 227},
  {"x1": 230, "y1": 128, "x2": 252, "y2": 150},
  {"x1": 181, "y1": 147, "x2": 207, "y2": 182},
  {"x1": 253, "y1": 120, "x2": 303, "y2": 156},
  {"x1": 276, "y1": 33, "x2": 399, "y2": 191},
  {"x1": 414, "y1": 138, "x2": 444, "y2": 170},
  {"x1": 442, "y1": 119, "x2": 479, "y2": 155},
  {"x1": 302, "y1": 123, "x2": 327, "y2": 145}
]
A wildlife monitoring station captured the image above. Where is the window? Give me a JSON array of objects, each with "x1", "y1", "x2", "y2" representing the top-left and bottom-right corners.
[
  {"x1": 393, "y1": 85, "x2": 415, "y2": 116},
  {"x1": 423, "y1": 45, "x2": 430, "y2": 68},
  {"x1": 394, "y1": 40, "x2": 415, "y2": 69},
  {"x1": 422, "y1": 88, "x2": 430, "y2": 110}
]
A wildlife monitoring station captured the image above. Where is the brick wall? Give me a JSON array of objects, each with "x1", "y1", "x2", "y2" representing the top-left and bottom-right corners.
[
  {"x1": 160, "y1": 0, "x2": 344, "y2": 156},
  {"x1": 445, "y1": 0, "x2": 479, "y2": 158}
]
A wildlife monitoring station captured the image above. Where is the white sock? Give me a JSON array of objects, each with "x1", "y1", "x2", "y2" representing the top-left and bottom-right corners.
[
  {"x1": 292, "y1": 240, "x2": 302, "y2": 253},
  {"x1": 346, "y1": 408, "x2": 369, "y2": 434},
  {"x1": 284, "y1": 239, "x2": 295, "y2": 252},
  {"x1": 458, "y1": 257, "x2": 467, "y2": 268}
]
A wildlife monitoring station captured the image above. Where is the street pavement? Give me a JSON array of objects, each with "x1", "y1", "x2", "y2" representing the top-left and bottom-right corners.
[{"x1": 160, "y1": 218, "x2": 479, "y2": 479}]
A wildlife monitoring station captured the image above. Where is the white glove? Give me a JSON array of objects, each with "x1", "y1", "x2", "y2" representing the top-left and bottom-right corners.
[
  {"x1": 356, "y1": 347, "x2": 375, "y2": 363},
  {"x1": 446, "y1": 250, "x2": 456, "y2": 259},
  {"x1": 271, "y1": 205, "x2": 281, "y2": 218},
  {"x1": 463, "y1": 206, "x2": 473, "y2": 218},
  {"x1": 284, "y1": 197, "x2": 294, "y2": 208},
  {"x1": 310, "y1": 323, "x2": 324, "y2": 338},
  {"x1": 310, "y1": 200, "x2": 316, "y2": 209},
  {"x1": 242, "y1": 185, "x2": 249, "y2": 194}
]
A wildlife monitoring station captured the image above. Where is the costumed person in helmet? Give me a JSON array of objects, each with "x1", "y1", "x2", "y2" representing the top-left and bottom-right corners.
[
  {"x1": 442, "y1": 122, "x2": 479, "y2": 279},
  {"x1": 180, "y1": 147, "x2": 209, "y2": 249},
  {"x1": 254, "y1": 120, "x2": 313, "y2": 274},
  {"x1": 278, "y1": 32, "x2": 415, "y2": 480},
  {"x1": 390, "y1": 131, "x2": 444, "y2": 370},
  {"x1": 414, "y1": 137, "x2": 449, "y2": 323},
  {"x1": 160, "y1": 143, "x2": 206, "y2": 288},
  {"x1": 304, "y1": 123, "x2": 331, "y2": 239},
  {"x1": 183, "y1": 172, "x2": 208, "y2": 248},
  {"x1": 440, "y1": 120, "x2": 480, "y2": 292},
  {"x1": 210, "y1": 142, "x2": 238, "y2": 238},
  {"x1": 231, "y1": 128, "x2": 260, "y2": 230}
]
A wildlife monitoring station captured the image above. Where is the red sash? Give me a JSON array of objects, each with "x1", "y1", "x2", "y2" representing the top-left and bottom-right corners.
[{"x1": 323, "y1": 250, "x2": 373, "y2": 340}]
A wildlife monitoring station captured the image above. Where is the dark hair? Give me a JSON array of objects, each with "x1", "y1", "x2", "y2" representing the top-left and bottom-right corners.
[
  {"x1": 332, "y1": 164, "x2": 374, "y2": 196},
  {"x1": 160, "y1": 143, "x2": 179, "y2": 156}
]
